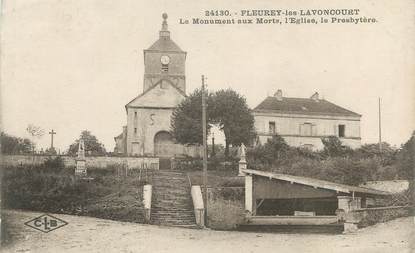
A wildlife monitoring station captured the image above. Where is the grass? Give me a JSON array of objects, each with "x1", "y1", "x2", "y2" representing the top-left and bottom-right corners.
[
  {"x1": 187, "y1": 169, "x2": 246, "y2": 230},
  {"x1": 2, "y1": 165, "x2": 148, "y2": 223},
  {"x1": 207, "y1": 199, "x2": 245, "y2": 230},
  {"x1": 206, "y1": 187, "x2": 245, "y2": 230},
  {"x1": 187, "y1": 169, "x2": 244, "y2": 187}
]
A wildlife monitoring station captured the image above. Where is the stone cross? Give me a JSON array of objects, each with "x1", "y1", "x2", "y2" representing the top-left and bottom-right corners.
[{"x1": 48, "y1": 129, "x2": 56, "y2": 149}]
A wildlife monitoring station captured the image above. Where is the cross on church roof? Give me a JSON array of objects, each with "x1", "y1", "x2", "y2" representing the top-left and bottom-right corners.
[
  {"x1": 147, "y1": 12, "x2": 183, "y2": 52},
  {"x1": 160, "y1": 13, "x2": 170, "y2": 39}
]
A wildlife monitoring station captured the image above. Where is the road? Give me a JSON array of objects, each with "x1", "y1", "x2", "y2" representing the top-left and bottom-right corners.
[{"x1": 1, "y1": 210, "x2": 414, "y2": 253}]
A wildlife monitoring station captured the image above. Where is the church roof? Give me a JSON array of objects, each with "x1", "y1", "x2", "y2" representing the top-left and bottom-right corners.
[
  {"x1": 125, "y1": 79, "x2": 186, "y2": 109},
  {"x1": 146, "y1": 13, "x2": 184, "y2": 52},
  {"x1": 254, "y1": 96, "x2": 361, "y2": 117},
  {"x1": 147, "y1": 38, "x2": 184, "y2": 52},
  {"x1": 114, "y1": 132, "x2": 123, "y2": 140}
]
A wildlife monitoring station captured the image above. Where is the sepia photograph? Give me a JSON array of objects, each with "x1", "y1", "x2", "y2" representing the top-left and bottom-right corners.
[{"x1": 0, "y1": 0, "x2": 414, "y2": 252}]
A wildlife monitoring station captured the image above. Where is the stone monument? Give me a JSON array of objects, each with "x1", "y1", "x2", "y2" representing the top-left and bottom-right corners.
[
  {"x1": 75, "y1": 139, "x2": 87, "y2": 176},
  {"x1": 238, "y1": 143, "x2": 247, "y2": 176}
]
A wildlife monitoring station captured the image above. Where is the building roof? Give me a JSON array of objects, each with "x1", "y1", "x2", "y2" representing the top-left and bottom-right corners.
[
  {"x1": 114, "y1": 132, "x2": 123, "y2": 140},
  {"x1": 146, "y1": 13, "x2": 184, "y2": 52},
  {"x1": 254, "y1": 96, "x2": 361, "y2": 117},
  {"x1": 242, "y1": 169, "x2": 390, "y2": 196},
  {"x1": 147, "y1": 38, "x2": 184, "y2": 52},
  {"x1": 125, "y1": 78, "x2": 186, "y2": 109}
]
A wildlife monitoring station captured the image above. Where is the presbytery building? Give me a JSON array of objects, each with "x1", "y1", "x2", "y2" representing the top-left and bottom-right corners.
[
  {"x1": 253, "y1": 90, "x2": 361, "y2": 150},
  {"x1": 114, "y1": 14, "x2": 192, "y2": 157}
]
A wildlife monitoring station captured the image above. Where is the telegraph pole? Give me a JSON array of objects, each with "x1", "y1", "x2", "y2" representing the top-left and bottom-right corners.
[
  {"x1": 201, "y1": 75, "x2": 208, "y2": 226},
  {"x1": 211, "y1": 132, "x2": 215, "y2": 157},
  {"x1": 378, "y1": 98, "x2": 382, "y2": 153}
]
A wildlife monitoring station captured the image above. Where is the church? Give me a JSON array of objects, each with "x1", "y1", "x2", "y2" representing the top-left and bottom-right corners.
[
  {"x1": 114, "y1": 13, "x2": 196, "y2": 157},
  {"x1": 115, "y1": 13, "x2": 362, "y2": 156}
]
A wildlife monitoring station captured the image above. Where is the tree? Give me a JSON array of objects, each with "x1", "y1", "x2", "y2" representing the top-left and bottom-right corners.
[
  {"x1": 68, "y1": 130, "x2": 106, "y2": 156},
  {"x1": 171, "y1": 88, "x2": 255, "y2": 158},
  {"x1": 0, "y1": 132, "x2": 33, "y2": 154},
  {"x1": 321, "y1": 136, "x2": 352, "y2": 157},
  {"x1": 171, "y1": 89, "x2": 215, "y2": 145},
  {"x1": 396, "y1": 131, "x2": 415, "y2": 206},
  {"x1": 211, "y1": 89, "x2": 256, "y2": 157},
  {"x1": 262, "y1": 134, "x2": 290, "y2": 163},
  {"x1": 356, "y1": 142, "x2": 397, "y2": 165},
  {"x1": 247, "y1": 134, "x2": 290, "y2": 167},
  {"x1": 26, "y1": 124, "x2": 44, "y2": 154},
  {"x1": 323, "y1": 158, "x2": 369, "y2": 186},
  {"x1": 396, "y1": 131, "x2": 414, "y2": 180}
]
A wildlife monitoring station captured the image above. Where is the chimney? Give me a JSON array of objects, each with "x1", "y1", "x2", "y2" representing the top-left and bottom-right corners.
[
  {"x1": 311, "y1": 92, "x2": 319, "y2": 102},
  {"x1": 274, "y1": 89, "x2": 283, "y2": 101}
]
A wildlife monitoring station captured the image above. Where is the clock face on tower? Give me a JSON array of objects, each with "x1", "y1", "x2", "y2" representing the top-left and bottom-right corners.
[{"x1": 160, "y1": 55, "x2": 170, "y2": 65}]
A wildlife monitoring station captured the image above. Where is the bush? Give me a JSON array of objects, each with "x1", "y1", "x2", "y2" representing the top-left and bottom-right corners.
[
  {"x1": 245, "y1": 133, "x2": 413, "y2": 186},
  {"x1": 1, "y1": 164, "x2": 146, "y2": 221},
  {"x1": 171, "y1": 157, "x2": 203, "y2": 171},
  {"x1": 355, "y1": 207, "x2": 412, "y2": 227},
  {"x1": 321, "y1": 136, "x2": 353, "y2": 157},
  {"x1": 43, "y1": 156, "x2": 65, "y2": 170}
]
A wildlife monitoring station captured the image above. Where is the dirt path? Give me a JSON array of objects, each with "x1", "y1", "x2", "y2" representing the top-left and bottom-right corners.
[{"x1": 1, "y1": 210, "x2": 414, "y2": 253}]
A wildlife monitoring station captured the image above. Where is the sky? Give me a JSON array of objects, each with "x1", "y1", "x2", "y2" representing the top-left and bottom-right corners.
[{"x1": 1, "y1": 0, "x2": 414, "y2": 153}]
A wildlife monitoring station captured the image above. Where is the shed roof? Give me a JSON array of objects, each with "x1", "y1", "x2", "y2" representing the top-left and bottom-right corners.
[
  {"x1": 242, "y1": 169, "x2": 390, "y2": 196},
  {"x1": 254, "y1": 96, "x2": 360, "y2": 117}
]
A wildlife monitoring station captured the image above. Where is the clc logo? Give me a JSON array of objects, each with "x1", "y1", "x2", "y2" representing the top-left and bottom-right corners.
[{"x1": 25, "y1": 214, "x2": 68, "y2": 233}]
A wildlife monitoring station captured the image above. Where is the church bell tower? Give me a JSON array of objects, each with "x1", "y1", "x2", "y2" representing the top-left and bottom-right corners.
[{"x1": 143, "y1": 13, "x2": 186, "y2": 93}]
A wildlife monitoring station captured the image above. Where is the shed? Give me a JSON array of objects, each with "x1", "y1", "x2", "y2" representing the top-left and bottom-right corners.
[{"x1": 241, "y1": 169, "x2": 390, "y2": 226}]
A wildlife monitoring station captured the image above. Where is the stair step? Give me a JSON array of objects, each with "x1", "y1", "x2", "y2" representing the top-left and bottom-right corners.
[
  {"x1": 149, "y1": 171, "x2": 196, "y2": 227},
  {"x1": 152, "y1": 217, "x2": 193, "y2": 219},
  {"x1": 152, "y1": 213, "x2": 194, "y2": 216},
  {"x1": 152, "y1": 219, "x2": 195, "y2": 223}
]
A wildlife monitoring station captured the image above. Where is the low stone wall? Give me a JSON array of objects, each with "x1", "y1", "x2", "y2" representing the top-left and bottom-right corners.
[
  {"x1": 346, "y1": 206, "x2": 412, "y2": 228},
  {"x1": 154, "y1": 144, "x2": 203, "y2": 158},
  {"x1": 143, "y1": 184, "x2": 152, "y2": 223},
  {"x1": 191, "y1": 185, "x2": 205, "y2": 227},
  {"x1": 359, "y1": 180, "x2": 410, "y2": 194},
  {"x1": 206, "y1": 187, "x2": 245, "y2": 230},
  {"x1": 1, "y1": 154, "x2": 159, "y2": 170}
]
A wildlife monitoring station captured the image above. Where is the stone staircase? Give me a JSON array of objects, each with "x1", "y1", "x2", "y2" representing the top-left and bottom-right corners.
[{"x1": 150, "y1": 170, "x2": 197, "y2": 228}]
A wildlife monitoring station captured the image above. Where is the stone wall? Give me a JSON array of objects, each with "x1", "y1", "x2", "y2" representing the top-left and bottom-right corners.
[
  {"x1": 346, "y1": 206, "x2": 412, "y2": 228},
  {"x1": 359, "y1": 180, "x2": 410, "y2": 194},
  {"x1": 1, "y1": 155, "x2": 159, "y2": 170}
]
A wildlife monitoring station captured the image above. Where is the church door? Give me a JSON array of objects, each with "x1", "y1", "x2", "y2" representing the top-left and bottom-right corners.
[{"x1": 154, "y1": 131, "x2": 175, "y2": 157}]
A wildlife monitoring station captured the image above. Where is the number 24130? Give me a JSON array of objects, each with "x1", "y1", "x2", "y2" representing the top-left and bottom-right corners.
[{"x1": 205, "y1": 10, "x2": 231, "y2": 16}]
